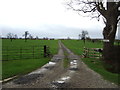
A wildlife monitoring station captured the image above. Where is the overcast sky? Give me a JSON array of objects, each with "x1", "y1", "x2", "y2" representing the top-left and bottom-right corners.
[{"x1": 0, "y1": 0, "x2": 106, "y2": 39}]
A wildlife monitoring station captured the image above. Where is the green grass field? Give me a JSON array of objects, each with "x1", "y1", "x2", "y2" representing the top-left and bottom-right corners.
[
  {"x1": 62, "y1": 40, "x2": 120, "y2": 85},
  {"x1": 2, "y1": 39, "x2": 58, "y2": 60},
  {"x1": 2, "y1": 39, "x2": 58, "y2": 79},
  {"x1": 62, "y1": 40, "x2": 103, "y2": 55}
]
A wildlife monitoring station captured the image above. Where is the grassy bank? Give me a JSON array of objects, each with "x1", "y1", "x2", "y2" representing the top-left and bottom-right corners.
[
  {"x1": 2, "y1": 39, "x2": 58, "y2": 79},
  {"x1": 62, "y1": 40, "x2": 119, "y2": 85}
]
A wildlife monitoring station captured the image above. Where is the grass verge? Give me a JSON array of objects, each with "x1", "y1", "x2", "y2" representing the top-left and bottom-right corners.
[
  {"x1": 82, "y1": 58, "x2": 120, "y2": 85},
  {"x1": 2, "y1": 58, "x2": 50, "y2": 79}
]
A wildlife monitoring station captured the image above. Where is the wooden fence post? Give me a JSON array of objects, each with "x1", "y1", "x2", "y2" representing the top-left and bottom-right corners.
[
  {"x1": 94, "y1": 49, "x2": 95, "y2": 58},
  {"x1": 87, "y1": 48, "x2": 89, "y2": 58},
  {"x1": 83, "y1": 47, "x2": 85, "y2": 58},
  {"x1": 44, "y1": 45, "x2": 47, "y2": 57},
  {"x1": 83, "y1": 47, "x2": 88, "y2": 58}
]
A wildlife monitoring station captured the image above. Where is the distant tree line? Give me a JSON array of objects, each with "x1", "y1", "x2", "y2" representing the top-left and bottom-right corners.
[
  {"x1": 1, "y1": 31, "x2": 38, "y2": 42},
  {"x1": 1, "y1": 31, "x2": 55, "y2": 42}
]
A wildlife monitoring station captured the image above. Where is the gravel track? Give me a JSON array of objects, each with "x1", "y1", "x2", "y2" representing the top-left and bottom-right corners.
[{"x1": 2, "y1": 41, "x2": 119, "y2": 88}]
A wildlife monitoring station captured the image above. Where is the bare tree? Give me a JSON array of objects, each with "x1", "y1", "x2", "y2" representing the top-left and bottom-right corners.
[
  {"x1": 23, "y1": 31, "x2": 29, "y2": 42},
  {"x1": 66, "y1": 0, "x2": 120, "y2": 72},
  {"x1": 78, "y1": 34, "x2": 81, "y2": 40},
  {"x1": 79, "y1": 30, "x2": 89, "y2": 45},
  {"x1": 14, "y1": 34, "x2": 18, "y2": 39},
  {"x1": 36, "y1": 36, "x2": 39, "y2": 39},
  {"x1": 81, "y1": 30, "x2": 88, "y2": 39},
  {"x1": 29, "y1": 34, "x2": 33, "y2": 39},
  {"x1": 7, "y1": 33, "x2": 14, "y2": 42}
]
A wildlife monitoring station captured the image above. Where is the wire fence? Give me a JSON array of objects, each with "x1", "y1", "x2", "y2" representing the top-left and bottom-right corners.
[{"x1": 2, "y1": 45, "x2": 50, "y2": 61}]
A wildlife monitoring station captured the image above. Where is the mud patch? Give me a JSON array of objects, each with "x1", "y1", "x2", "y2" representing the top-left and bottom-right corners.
[
  {"x1": 13, "y1": 74, "x2": 44, "y2": 84},
  {"x1": 51, "y1": 58, "x2": 62, "y2": 62},
  {"x1": 44, "y1": 66, "x2": 54, "y2": 70}
]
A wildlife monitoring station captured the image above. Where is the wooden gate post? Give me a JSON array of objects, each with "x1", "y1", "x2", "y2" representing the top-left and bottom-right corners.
[
  {"x1": 44, "y1": 45, "x2": 47, "y2": 57},
  {"x1": 87, "y1": 48, "x2": 89, "y2": 58}
]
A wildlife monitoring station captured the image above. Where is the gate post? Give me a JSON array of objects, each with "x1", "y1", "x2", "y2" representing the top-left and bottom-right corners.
[{"x1": 44, "y1": 45, "x2": 47, "y2": 57}]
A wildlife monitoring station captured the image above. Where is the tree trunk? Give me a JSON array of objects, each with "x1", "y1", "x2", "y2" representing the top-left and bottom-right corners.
[
  {"x1": 10, "y1": 38, "x2": 13, "y2": 42},
  {"x1": 103, "y1": 23, "x2": 117, "y2": 60},
  {"x1": 25, "y1": 36, "x2": 27, "y2": 42},
  {"x1": 25, "y1": 38, "x2": 27, "y2": 42},
  {"x1": 102, "y1": 18, "x2": 120, "y2": 73}
]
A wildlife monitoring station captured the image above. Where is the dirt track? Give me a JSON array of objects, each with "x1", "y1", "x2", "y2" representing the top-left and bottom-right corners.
[{"x1": 2, "y1": 41, "x2": 119, "y2": 88}]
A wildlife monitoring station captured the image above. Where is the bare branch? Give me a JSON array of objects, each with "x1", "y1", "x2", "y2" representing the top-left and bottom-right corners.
[
  {"x1": 118, "y1": 16, "x2": 120, "y2": 22},
  {"x1": 96, "y1": 2, "x2": 107, "y2": 18},
  {"x1": 67, "y1": 1, "x2": 97, "y2": 13},
  {"x1": 99, "y1": 2, "x2": 106, "y2": 11},
  {"x1": 102, "y1": 17, "x2": 107, "y2": 25},
  {"x1": 66, "y1": 0, "x2": 119, "y2": 22}
]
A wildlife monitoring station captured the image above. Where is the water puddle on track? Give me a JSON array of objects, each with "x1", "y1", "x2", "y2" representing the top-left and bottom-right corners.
[{"x1": 50, "y1": 59, "x2": 79, "y2": 88}]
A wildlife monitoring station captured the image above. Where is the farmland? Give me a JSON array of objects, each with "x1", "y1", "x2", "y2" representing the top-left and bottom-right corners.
[
  {"x1": 62, "y1": 40, "x2": 120, "y2": 85},
  {"x1": 2, "y1": 39, "x2": 58, "y2": 60},
  {"x1": 62, "y1": 40, "x2": 103, "y2": 55},
  {"x1": 2, "y1": 39, "x2": 120, "y2": 85},
  {"x1": 2, "y1": 39, "x2": 58, "y2": 79}
]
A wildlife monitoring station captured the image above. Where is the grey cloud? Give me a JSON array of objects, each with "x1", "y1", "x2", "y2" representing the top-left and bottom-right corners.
[{"x1": 0, "y1": 24, "x2": 103, "y2": 39}]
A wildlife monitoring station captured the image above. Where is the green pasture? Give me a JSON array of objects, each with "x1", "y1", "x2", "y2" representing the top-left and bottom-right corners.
[
  {"x1": 62, "y1": 40, "x2": 103, "y2": 55},
  {"x1": 2, "y1": 39, "x2": 58, "y2": 79},
  {"x1": 62, "y1": 40, "x2": 119, "y2": 85},
  {"x1": 2, "y1": 39, "x2": 58, "y2": 60},
  {"x1": 3, "y1": 58, "x2": 49, "y2": 80}
]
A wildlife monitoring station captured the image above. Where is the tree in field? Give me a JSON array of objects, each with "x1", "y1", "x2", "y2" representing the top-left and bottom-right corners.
[
  {"x1": 23, "y1": 31, "x2": 29, "y2": 42},
  {"x1": 66, "y1": 0, "x2": 120, "y2": 72},
  {"x1": 81, "y1": 30, "x2": 88, "y2": 40},
  {"x1": 36, "y1": 36, "x2": 39, "y2": 39},
  {"x1": 29, "y1": 34, "x2": 33, "y2": 39},
  {"x1": 78, "y1": 34, "x2": 81, "y2": 40},
  {"x1": 14, "y1": 34, "x2": 18, "y2": 39},
  {"x1": 7, "y1": 33, "x2": 14, "y2": 42},
  {"x1": 79, "y1": 30, "x2": 89, "y2": 45}
]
